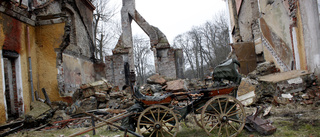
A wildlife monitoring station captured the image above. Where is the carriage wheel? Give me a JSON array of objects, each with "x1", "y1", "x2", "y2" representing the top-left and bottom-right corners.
[
  {"x1": 201, "y1": 95, "x2": 246, "y2": 137},
  {"x1": 137, "y1": 105, "x2": 179, "y2": 137}
]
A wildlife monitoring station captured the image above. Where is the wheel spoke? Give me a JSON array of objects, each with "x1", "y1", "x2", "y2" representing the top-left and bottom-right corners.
[
  {"x1": 140, "y1": 120, "x2": 153, "y2": 124},
  {"x1": 228, "y1": 122, "x2": 238, "y2": 132},
  {"x1": 209, "y1": 104, "x2": 221, "y2": 115},
  {"x1": 224, "y1": 99, "x2": 229, "y2": 114},
  {"x1": 226, "y1": 103, "x2": 237, "y2": 115},
  {"x1": 228, "y1": 110, "x2": 243, "y2": 117},
  {"x1": 225, "y1": 124, "x2": 229, "y2": 137},
  {"x1": 163, "y1": 128, "x2": 174, "y2": 136},
  {"x1": 163, "y1": 117, "x2": 175, "y2": 123},
  {"x1": 149, "y1": 129, "x2": 156, "y2": 137},
  {"x1": 143, "y1": 115, "x2": 155, "y2": 123},
  {"x1": 156, "y1": 130, "x2": 159, "y2": 137},
  {"x1": 160, "y1": 130, "x2": 165, "y2": 137},
  {"x1": 204, "y1": 119, "x2": 219, "y2": 124},
  {"x1": 229, "y1": 118, "x2": 243, "y2": 123},
  {"x1": 160, "y1": 111, "x2": 169, "y2": 121},
  {"x1": 205, "y1": 110, "x2": 217, "y2": 114},
  {"x1": 201, "y1": 96, "x2": 245, "y2": 137},
  {"x1": 139, "y1": 123, "x2": 153, "y2": 126},
  {"x1": 157, "y1": 108, "x2": 160, "y2": 121},
  {"x1": 150, "y1": 110, "x2": 156, "y2": 122},
  {"x1": 164, "y1": 124, "x2": 176, "y2": 128},
  {"x1": 218, "y1": 123, "x2": 222, "y2": 136},
  {"x1": 208, "y1": 123, "x2": 219, "y2": 133},
  {"x1": 217, "y1": 98, "x2": 223, "y2": 114}
]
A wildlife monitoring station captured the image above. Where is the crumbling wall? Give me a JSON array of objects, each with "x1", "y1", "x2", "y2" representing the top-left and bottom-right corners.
[
  {"x1": 0, "y1": 15, "x2": 5, "y2": 124},
  {"x1": 63, "y1": 2, "x2": 93, "y2": 58},
  {"x1": 155, "y1": 48, "x2": 184, "y2": 79},
  {"x1": 175, "y1": 49, "x2": 184, "y2": 79},
  {"x1": 60, "y1": 54, "x2": 95, "y2": 97},
  {"x1": 298, "y1": 0, "x2": 320, "y2": 78},
  {"x1": 105, "y1": 54, "x2": 128, "y2": 89},
  {"x1": 0, "y1": 13, "x2": 37, "y2": 124},
  {"x1": 237, "y1": 0, "x2": 259, "y2": 41},
  {"x1": 258, "y1": 0, "x2": 294, "y2": 71},
  {"x1": 107, "y1": 0, "x2": 184, "y2": 88}
]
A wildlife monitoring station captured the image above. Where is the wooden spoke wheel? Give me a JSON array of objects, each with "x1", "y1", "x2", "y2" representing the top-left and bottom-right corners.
[
  {"x1": 137, "y1": 105, "x2": 179, "y2": 137},
  {"x1": 201, "y1": 95, "x2": 246, "y2": 137}
]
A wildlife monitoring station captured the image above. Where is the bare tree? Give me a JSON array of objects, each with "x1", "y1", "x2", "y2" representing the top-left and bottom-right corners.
[
  {"x1": 173, "y1": 12, "x2": 230, "y2": 79},
  {"x1": 92, "y1": 0, "x2": 119, "y2": 60},
  {"x1": 133, "y1": 35, "x2": 154, "y2": 85},
  {"x1": 173, "y1": 34, "x2": 196, "y2": 79}
]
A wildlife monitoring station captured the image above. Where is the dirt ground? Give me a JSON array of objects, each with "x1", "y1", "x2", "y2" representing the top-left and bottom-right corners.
[{"x1": 6, "y1": 102, "x2": 320, "y2": 137}]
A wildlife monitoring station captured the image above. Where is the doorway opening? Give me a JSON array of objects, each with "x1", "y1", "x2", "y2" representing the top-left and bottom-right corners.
[{"x1": 2, "y1": 50, "x2": 23, "y2": 121}]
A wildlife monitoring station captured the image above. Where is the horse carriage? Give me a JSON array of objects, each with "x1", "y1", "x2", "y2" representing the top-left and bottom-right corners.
[
  {"x1": 70, "y1": 59, "x2": 246, "y2": 137},
  {"x1": 120, "y1": 59, "x2": 246, "y2": 137}
]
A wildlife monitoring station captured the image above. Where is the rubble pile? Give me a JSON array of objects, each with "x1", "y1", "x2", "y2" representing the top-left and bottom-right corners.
[
  {"x1": 248, "y1": 61, "x2": 280, "y2": 79},
  {"x1": 66, "y1": 79, "x2": 135, "y2": 115},
  {"x1": 256, "y1": 70, "x2": 318, "y2": 105},
  {"x1": 1, "y1": 60, "x2": 319, "y2": 136},
  {"x1": 0, "y1": 79, "x2": 136, "y2": 136},
  {"x1": 238, "y1": 62, "x2": 319, "y2": 107},
  {"x1": 140, "y1": 74, "x2": 191, "y2": 96}
]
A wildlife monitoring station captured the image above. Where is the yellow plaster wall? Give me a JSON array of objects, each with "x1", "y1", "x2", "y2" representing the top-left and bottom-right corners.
[
  {"x1": 35, "y1": 23, "x2": 66, "y2": 102},
  {"x1": 20, "y1": 24, "x2": 31, "y2": 116},
  {"x1": 0, "y1": 13, "x2": 37, "y2": 124}
]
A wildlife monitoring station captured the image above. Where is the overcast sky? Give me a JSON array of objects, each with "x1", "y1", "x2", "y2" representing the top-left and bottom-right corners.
[{"x1": 110, "y1": 0, "x2": 228, "y2": 44}]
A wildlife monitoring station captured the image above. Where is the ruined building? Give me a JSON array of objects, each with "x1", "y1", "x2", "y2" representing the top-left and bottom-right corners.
[
  {"x1": 105, "y1": 0, "x2": 184, "y2": 89},
  {"x1": 0, "y1": 0, "x2": 103, "y2": 124},
  {"x1": 227, "y1": 0, "x2": 320, "y2": 78}
]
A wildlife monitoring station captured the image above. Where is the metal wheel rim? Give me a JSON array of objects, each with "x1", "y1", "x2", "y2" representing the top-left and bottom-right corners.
[
  {"x1": 201, "y1": 95, "x2": 246, "y2": 137},
  {"x1": 137, "y1": 105, "x2": 179, "y2": 137}
]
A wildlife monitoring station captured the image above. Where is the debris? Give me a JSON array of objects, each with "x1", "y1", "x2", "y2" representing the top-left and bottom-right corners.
[
  {"x1": 0, "y1": 120, "x2": 24, "y2": 137},
  {"x1": 237, "y1": 77, "x2": 258, "y2": 106},
  {"x1": 165, "y1": 79, "x2": 188, "y2": 92},
  {"x1": 25, "y1": 101, "x2": 53, "y2": 122},
  {"x1": 248, "y1": 61, "x2": 280, "y2": 79},
  {"x1": 66, "y1": 97, "x2": 97, "y2": 115},
  {"x1": 147, "y1": 74, "x2": 166, "y2": 85},
  {"x1": 245, "y1": 106, "x2": 277, "y2": 135},
  {"x1": 51, "y1": 101, "x2": 68, "y2": 110},
  {"x1": 263, "y1": 106, "x2": 272, "y2": 117},
  {"x1": 256, "y1": 70, "x2": 313, "y2": 104},
  {"x1": 246, "y1": 115, "x2": 277, "y2": 135},
  {"x1": 281, "y1": 93, "x2": 293, "y2": 99},
  {"x1": 80, "y1": 79, "x2": 112, "y2": 98},
  {"x1": 238, "y1": 91, "x2": 256, "y2": 106},
  {"x1": 42, "y1": 88, "x2": 52, "y2": 107},
  {"x1": 52, "y1": 110, "x2": 71, "y2": 122}
]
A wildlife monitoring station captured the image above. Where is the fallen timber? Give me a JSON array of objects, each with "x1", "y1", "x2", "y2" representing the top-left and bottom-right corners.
[{"x1": 68, "y1": 111, "x2": 139, "y2": 137}]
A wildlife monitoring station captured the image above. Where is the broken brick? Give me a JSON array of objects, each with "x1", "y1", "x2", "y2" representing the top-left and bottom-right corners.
[
  {"x1": 147, "y1": 74, "x2": 167, "y2": 85},
  {"x1": 165, "y1": 79, "x2": 188, "y2": 92}
]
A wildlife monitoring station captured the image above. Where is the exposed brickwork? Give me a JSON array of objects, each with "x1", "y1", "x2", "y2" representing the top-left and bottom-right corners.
[
  {"x1": 105, "y1": 54, "x2": 128, "y2": 89},
  {"x1": 288, "y1": 0, "x2": 298, "y2": 21},
  {"x1": 2, "y1": 15, "x2": 22, "y2": 53},
  {"x1": 155, "y1": 48, "x2": 177, "y2": 79}
]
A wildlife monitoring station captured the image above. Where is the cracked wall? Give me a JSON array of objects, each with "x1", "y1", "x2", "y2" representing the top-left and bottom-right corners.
[
  {"x1": 106, "y1": 0, "x2": 184, "y2": 88},
  {"x1": 0, "y1": 0, "x2": 97, "y2": 124},
  {"x1": 228, "y1": 0, "x2": 320, "y2": 77}
]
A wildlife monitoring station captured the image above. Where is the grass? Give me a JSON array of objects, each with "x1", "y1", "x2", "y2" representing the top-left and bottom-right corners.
[
  {"x1": 6, "y1": 104, "x2": 320, "y2": 137},
  {"x1": 6, "y1": 120, "x2": 320, "y2": 137}
]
